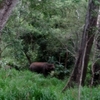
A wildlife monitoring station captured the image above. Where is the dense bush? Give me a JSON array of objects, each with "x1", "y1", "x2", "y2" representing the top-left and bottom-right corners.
[{"x1": 0, "y1": 68, "x2": 100, "y2": 100}]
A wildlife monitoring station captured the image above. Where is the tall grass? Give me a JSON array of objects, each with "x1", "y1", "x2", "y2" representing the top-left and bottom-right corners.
[{"x1": 0, "y1": 68, "x2": 100, "y2": 100}]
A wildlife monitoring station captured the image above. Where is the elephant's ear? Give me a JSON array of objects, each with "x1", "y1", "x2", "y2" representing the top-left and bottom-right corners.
[{"x1": 47, "y1": 64, "x2": 55, "y2": 70}]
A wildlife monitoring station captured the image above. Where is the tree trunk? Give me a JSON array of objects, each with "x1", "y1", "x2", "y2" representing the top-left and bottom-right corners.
[
  {"x1": 62, "y1": 0, "x2": 100, "y2": 92},
  {"x1": 0, "y1": 0, "x2": 18, "y2": 57}
]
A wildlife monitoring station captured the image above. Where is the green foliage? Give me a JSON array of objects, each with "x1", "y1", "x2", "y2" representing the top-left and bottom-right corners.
[
  {"x1": 0, "y1": 69, "x2": 57, "y2": 100},
  {"x1": 48, "y1": 56, "x2": 73, "y2": 79},
  {"x1": 54, "y1": 62, "x2": 69, "y2": 79},
  {"x1": 86, "y1": 60, "x2": 100, "y2": 85},
  {"x1": 0, "y1": 0, "x2": 87, "y2": 72},
  {"x1": 85, "y1": 61, "x2": 94, "y2": 85},
  {"x1": 0, "y1": 0, "x2": 2, "y2": 3},
  {"x1": 0, "y1": 0, "x2": 89, "y2": 87},
  {"x1": 0, "y1": 69, "x2": 100, "y2": 100}
]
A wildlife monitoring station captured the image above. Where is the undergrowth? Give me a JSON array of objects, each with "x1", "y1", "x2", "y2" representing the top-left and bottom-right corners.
[{"x1": 0, "y1": 68, "x2": 100, "y2": 100}]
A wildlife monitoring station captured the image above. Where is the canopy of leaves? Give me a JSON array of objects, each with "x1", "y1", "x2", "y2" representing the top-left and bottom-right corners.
[{"x1": 1, "y1": 0, "x2": 87, "y2": 69}]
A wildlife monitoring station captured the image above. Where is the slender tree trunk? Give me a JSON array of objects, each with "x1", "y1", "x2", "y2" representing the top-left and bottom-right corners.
[
  {"x1": 62, "y1": 0, "x2": 100, "y2": 92},
  {"x1": 0, "y1": 0, "x2": 18, "y2": 57},
  {"x1": 90, "y1": 9, "x2": 100, "y2": 86}
]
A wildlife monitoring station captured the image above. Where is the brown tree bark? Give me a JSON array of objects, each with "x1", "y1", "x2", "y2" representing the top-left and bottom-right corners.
[
  {"x1": 0, "y1": 0, "x2": 18, "y2": 32},
  {"x1": 0, "y1": 0, "x2": 18, "y2": 57},
  {"x1": 62, "y1": 0, "x2": 100, "y2": 92}
]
